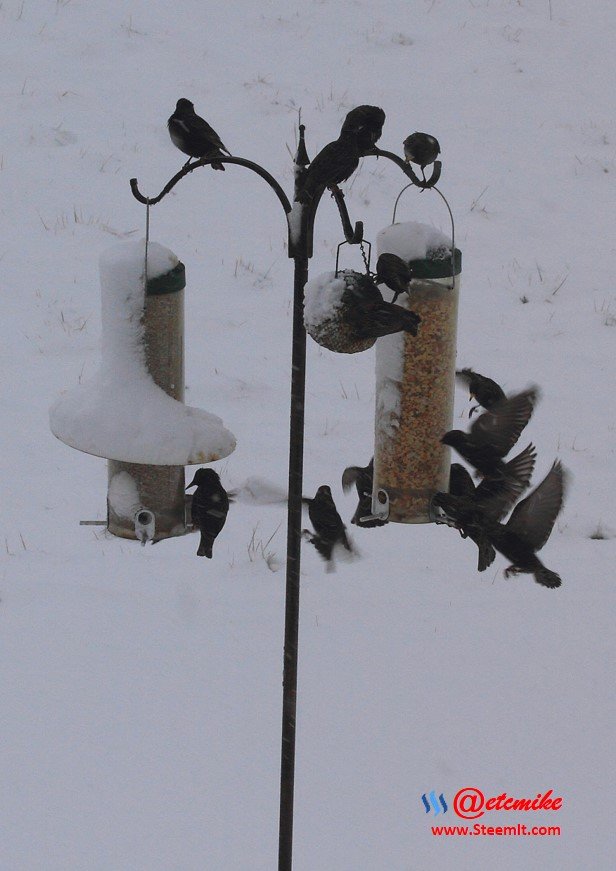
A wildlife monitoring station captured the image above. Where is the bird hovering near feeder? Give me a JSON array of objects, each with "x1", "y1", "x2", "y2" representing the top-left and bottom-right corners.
[
  {"x1": 441, "y1": 387, "x2": 538, "y2": 482},
  {"x1": 168, "y1": 99, "x2": 231, "y2": 170},
  {"x1": 403, "y1": 132, "x2": 441, "y2": 181},
  {"x1": 440, "y1": 460, "x2": 567, "y2": 588},
  {"x1": 186, "y1": 468, "x2": 230, "y2": 558},
  {"x1": 456, "y1": 368, "x2": 507, "y2": 417},
  {"x1": 434, "y1": 443, "x2": 536, "y2": 571},
  {"x1": 302, "y1": 485, "x2": 352, "y2": 566},
  {"x1": 340, "y1": 105, "x2": 386, "y2": 155},
  {"x1": 375, "y1": 252, "x2": 413, "y2": 303}
]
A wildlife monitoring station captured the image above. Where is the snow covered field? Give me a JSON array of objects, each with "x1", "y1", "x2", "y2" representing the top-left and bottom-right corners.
[{"x1": 1, "y1": 1, "x2": 614, "y2": 868}]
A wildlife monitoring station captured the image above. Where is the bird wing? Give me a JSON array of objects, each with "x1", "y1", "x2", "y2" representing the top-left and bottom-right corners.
[
  {"x1": 342, "y1": 466, "x2": 361, "y2": 492},
  {"x1": 474, "y1": 443, "x2": 536, "y2": 519},
  {"x1": 190, "y1": 115, "x2": 230, "y2": 154},
  {"x1": 469, "y1": 387, "x2": 538, "y2": 454},
  {"x1": 448, "y1": 463, "x2": 476, "y2": 498},
  {"x1": 505, "y1": 461, "x2": 567, "y2": 551}
]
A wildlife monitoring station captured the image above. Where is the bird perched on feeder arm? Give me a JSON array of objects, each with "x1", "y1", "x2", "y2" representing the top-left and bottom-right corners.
[
  {"x1": 295, "y1": 119, "x2": 366, "y2": 204},
  {"x1": 302, "y1": 485, "x2": 352, "y2": 566},
  {"x1": 375, "y1": 252, "x2": 413, "y2": 303},
  {"x1": 340, "y1": 105, "x2": 386, "y2": 155},
  {"x1": 403, "y1": 131, "x2": 441, "y2": 181},
  {"x1": 345, "y1": 274, "x2": 421, "y2": 339},
  {"x1": 342, "y1": 458, "x2": 388, "y2": 527},
  {"x1": 168, "y1": 99, "x2": 231, "y2": 170},
  {"x1": 442, "y1": 461, "x2": 568, "y2": 588},
  {"x1": 434, "y1": 444, "x2": 537, "y2": 571},
  {"x1": 456, "y1": 368, "x2": 506, "y2": 417},
  {"x1": 441, "y1": 387, "x2": 538, "y2": 482},
  {"x1": 186, "y1": 468, "x2": 230, "y2": 558}
]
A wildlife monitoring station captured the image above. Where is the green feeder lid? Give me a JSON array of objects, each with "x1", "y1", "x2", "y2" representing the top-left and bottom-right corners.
[
  {"x1": 408, "y1": 247, "x2": 462, "y2": 279},
  {"x1": 146, "y1": 261, "x2": 186, "y2": 295}
]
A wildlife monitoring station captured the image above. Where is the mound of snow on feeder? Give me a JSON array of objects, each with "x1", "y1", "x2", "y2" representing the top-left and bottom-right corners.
[
  {"x1": 377, "y1": 221, "x2": 452, "y2": 262},
  {"x1": 49, "y1": 240, "x2": 236, "y2": 465}
]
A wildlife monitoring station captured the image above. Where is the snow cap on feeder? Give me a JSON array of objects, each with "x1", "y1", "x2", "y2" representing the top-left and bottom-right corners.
[
  {"x1": 49, "y1": 239, "x2": 236, "y2": 466},
  {"x1": 373, "y1": 220, "x2": 462, "y2": 523}
]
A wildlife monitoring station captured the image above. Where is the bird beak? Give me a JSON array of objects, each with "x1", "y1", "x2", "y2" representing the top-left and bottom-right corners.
[{"x1": 185, "y1": 478, "x2": 196, "y2": 490}]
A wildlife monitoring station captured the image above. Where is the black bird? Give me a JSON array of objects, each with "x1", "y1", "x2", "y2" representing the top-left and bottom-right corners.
[
  {"x1": 342, "y1": 458, "x2": 387, "y2": 527},
  {"x1": 474, "y1": 461, "x2": 567, "y2": 588},
  {"x1": 375, "y1": 252, "x2": 413, "y2": 303},
  {"x1": 403, "y1": 132, "x2": 441, "y2": 180},
  {"x1": 303, "y1": 485, "x2": 352, "y2": 564},
  {"x1": 295, "y1": 124, "x2": 364, "y2": 204},
  {"x1": 341, "y1": 105, "x2": 386, "y2": 155},
  {"x1": 168, "y1": 99, "x2": 231, "y2": 170},
  {"x1": 441, "y1": 388, "x2": 538, "y2": 480},
  {"x1": 186, "y1": 468, "x2": 230, "y2": 558},
  {"x1": 343, "y1": 273, "x2": 421, "y2": 338},
  {"x1": 434, "y1": 444, "x2": 537, "y2": 571},
  {"x1": 456, "y1": 368, "x2": 506, "y2": 417}
]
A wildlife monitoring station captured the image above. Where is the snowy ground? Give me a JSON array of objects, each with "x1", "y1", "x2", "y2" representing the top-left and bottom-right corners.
[{"x1": 1, "y1": 1, "x2": 615, "y2": 869}]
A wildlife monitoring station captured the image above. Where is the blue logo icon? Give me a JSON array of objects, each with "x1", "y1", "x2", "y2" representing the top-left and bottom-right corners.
[{"x1": 422, "y1": 791, "x2": 448, "y2": 815}]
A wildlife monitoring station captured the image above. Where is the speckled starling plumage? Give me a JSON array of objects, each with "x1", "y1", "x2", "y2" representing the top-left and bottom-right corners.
[
  {"x1": 186, "y1": 468, "x2": 230, "y2": 558},
  {"x1": 403, "y1": 132, "x2": 441, "y2": 169},
  {"x1": 168, "y1": 99, "x2": 231, "y2": 170},
  {"x1": 295, "y1": 130, "x2": 361, "y2": 204},
  {"x1": 303, "y1": 485, "x2": 352, "y2": 563},
  {"x1": 375, "y1": 252, "x2": 413, "y2": 303},
  {"x1": 456, "y1": 368, "x2": 507, "y2": 417}
]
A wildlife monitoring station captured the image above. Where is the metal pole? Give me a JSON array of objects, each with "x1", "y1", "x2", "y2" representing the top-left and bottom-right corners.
[{"x1": 278, "y1": 253, "x2": 308, "y2": 871}]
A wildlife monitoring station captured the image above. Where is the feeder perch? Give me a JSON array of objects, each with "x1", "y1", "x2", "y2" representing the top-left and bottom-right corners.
[
  {"x1": 49, "y1": 239, "x2": 236, "y2": 541},
  {"x1": 373, "y1": 221, "x2": 462, "y2": 523}
]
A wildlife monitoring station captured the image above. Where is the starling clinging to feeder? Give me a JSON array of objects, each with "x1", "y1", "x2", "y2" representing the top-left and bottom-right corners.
[
  {"x1": 186, "y1": 468, "x2": 230, "y2": 558},
  {"x1": 342, "y1": 458, "x2": 387, "y2": 528},
  {"x1": 347, "y1": 296, "x2": 421, "y2": 339},
  {"x1": 303, "y1": 485, "x2": 352, "y2": 565},
  {"x1": 434, "y1": 444, "x2": 537, "y2": 571},
  {"x1": 470, "y1": 461, "x2": 567, "y2": 588},
  {"x1": 456, "y1": 368, "x2": 506, "y2": 417},
  {"x1": 441, "y1": 388, "x2": 539, "y2": 481},
  {"x1": 341, "y1": 105, "x2": 386, "y2": 155},
  {"x1": 168, "y1": 99, "x2": 231, "y2": 170},
  {"x1": 375, "y1": 252, "x2": 413, "y2": 303},
  {"x1": 403, "y1": 132, "x2": 441, "y2": 180},
  {"x1": 295, "y1": 127, "x2": 363, "y2": 204}
]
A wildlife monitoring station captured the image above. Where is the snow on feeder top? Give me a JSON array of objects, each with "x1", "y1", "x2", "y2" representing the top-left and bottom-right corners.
[
  {"x1": 49, "y1": 239, "x2": 236, "y2": 466},
  {"x1": 373, "y1": 221, "x2": 462, "y2": 523}
]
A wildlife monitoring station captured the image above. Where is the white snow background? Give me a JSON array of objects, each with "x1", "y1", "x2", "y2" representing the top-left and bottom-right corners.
[{"x1": 1, "y1": 1, "x2": 614, "y2": 869}]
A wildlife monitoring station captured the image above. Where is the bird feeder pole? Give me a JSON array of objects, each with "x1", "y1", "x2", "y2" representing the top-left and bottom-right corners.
[{"x1": 129, "y1": 124, "x2": 441, "y2": 871}]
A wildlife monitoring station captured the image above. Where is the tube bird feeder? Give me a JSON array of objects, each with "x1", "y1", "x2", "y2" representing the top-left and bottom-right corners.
[
  {"x1": 373, "y1": 221, "x2": 461, "y2": 523},
  {"x1": 49, "y1": 239, "x2": 236, "y2": 542}
]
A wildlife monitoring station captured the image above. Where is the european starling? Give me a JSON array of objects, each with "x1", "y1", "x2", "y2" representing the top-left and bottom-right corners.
[
  {"x1": 477, "y1": 461, "x2": 567, "y2": 588},
  {"x1": 375, "y1": 252, "x2": 413, "y2": 303},
  {"x1": 341, "y1": 105, "x2": 386, "y2": 155},
  {"x1": 434, "y1": 444, "x2": 537, "y2": 571},
  {"x1": 456, "y1": 368, "x2": 506, "y2": 417},
  {"x1": 168, "y1": 99, "x2": 231, "y2": 170},
  {"x1": 186, "y1": 468, "x2": 230, "y2": 558},
  {"x1": 343, "y1": 273, "x2": 421, "y2": 338},
  {"x1": 341, "y1": 458, "x2": 387, "y2": 527},
  {"x1": 303, "y1": 485, "x2": 352, "y2": 564},
  {"x1": 441, "y1": 388, "x2": 538, "y2": 480},
  {"x1": 403, "y1": 131, "x2": 441, "y2": 180},
  {"x1": 295, "y1": 128, "x2": 362, "y2": 204}
]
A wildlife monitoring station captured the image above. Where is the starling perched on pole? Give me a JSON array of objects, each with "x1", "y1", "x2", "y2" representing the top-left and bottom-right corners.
[
  {"x1": 341, "y1": 105, "x2": 386, "y2": 155},
  {"x1": 295, "y1": 122, "x2": 365, "y2": 204},
  {"x1": 375, "y1": 252, "x2": 413, "y2": 303},
  {"x1": 441, "y1": 388, "x2": 539, "y2": 480},
  {"x1": 186, "y1": 468, "x2": 230, "y2": 558},
  {"x1": 403, "y1": 132, "x2": 441, "y2": 180},
  {"x1": 474, "y1": 461, "x2": 567, "y2": 588},
  {"x1": 342, "y1": 458, "x2": 387, "y2": 527},
  {"x1": 303, "y1": 485, "x2": 352, "y2": 565},
  {"x1": 168, "y1": 99, "x2": 231, "y2": 170},
  {"x1": 456, "y1": 368, "x2": 506, "y2": 417}
]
